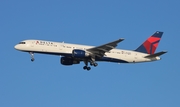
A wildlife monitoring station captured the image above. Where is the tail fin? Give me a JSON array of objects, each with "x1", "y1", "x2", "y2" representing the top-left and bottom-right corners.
[{"x1": 135, "y1": 31, "x2": 163, "y2": 54}]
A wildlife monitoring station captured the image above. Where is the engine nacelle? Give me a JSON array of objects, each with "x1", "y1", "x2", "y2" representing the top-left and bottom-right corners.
[
  {"x1": 72, "y1": 49, "x2": 90, "y2": 58},
  {"x1": 60, "y1": 57, "x2": 80, "y2": 65}
]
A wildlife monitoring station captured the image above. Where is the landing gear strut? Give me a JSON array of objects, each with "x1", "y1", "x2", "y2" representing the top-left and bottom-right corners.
[
  {"x1": 90, "y1": 57, "x2": 98, "y2": 67},
  {"x1": 29, "y1": 52, "x2": 35, "y2": 62},
  {"x1": 83, "y1": 57, "x2": 98, "y2": 71},
  {"x1": 83, "y1": 60, "x2": 91, "y2": 71}
]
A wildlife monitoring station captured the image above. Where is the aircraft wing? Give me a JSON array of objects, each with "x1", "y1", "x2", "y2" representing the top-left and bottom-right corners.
[{"x1": 87, "y1": 38, "x2": 124, "y2": 57}]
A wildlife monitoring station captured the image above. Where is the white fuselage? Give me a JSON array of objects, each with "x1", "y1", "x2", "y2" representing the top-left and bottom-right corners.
[{"x1": 14, "y1": 40, "x2": 160, "y2": 63}]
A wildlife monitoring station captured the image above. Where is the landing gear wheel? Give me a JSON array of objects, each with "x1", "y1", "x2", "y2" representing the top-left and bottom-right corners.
[
  {"x1": 83, "y1": 66, "x2": 91, "y2": 71},
  {"x1": 90, "y1": 63, "x2": 93, "y2": 66},
  {"x1": 87, "y1": 67, "x2": 91, "y2": 71},
  {"x1": 93, "y1": 63, "x2": 98, "y2": 67},
  {"x1": 31, "y1": 58, "x2": 35, "y2": 62},
  {"x1": 83, "y1": 66, "x2": 87, "y2": 70}
]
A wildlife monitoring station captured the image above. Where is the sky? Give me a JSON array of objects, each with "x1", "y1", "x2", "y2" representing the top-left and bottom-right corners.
[{"x1": 0, "y1": 0, "x2": 180, "y2": 107}]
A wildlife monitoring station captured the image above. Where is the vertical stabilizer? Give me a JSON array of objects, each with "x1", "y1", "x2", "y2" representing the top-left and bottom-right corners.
[{"x1": 135, "y1": 31, "x2": 163, "y2": 54}]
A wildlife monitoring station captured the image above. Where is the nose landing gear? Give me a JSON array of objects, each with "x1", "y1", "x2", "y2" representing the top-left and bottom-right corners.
[{"x1": 29, "y1": 52, "x2": 35, "y2": 62}]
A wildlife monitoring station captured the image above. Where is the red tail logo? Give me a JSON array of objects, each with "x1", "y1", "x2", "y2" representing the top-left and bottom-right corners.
[
  {"x1": 143, "y1": 36, "x2": 161, "y2": 54},
  {"x1": 135, "y1": 31, "x2": 163, "y2": 54}
]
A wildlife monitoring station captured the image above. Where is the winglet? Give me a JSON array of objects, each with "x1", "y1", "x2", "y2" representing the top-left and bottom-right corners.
[{"x1": 144, "y1": 51, "x2": 167, "y2": 58}]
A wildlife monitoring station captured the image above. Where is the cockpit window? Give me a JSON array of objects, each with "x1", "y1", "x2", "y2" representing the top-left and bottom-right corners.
[{"x1": 19, "y1": 42, "x2": 26, "y2": 44}]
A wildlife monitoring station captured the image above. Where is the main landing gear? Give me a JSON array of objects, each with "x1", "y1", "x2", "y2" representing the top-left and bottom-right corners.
[
  {"x1": 29, "y1": 52, "x2": 35, "y2": 62},
  {"x1": 90, "y1": 62, "x2": 98, "y2": 67},
  {"x1": 83, "y1": 66, "x2": 91, "y2": 71},
  {"x1": 83, "y1": 57, "x2": 98, "y2": 71}
]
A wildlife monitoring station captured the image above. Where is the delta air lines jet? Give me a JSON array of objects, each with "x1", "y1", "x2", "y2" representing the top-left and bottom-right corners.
[{"x1": 14, "y1": 31, "x2": 167, "y2": 70}]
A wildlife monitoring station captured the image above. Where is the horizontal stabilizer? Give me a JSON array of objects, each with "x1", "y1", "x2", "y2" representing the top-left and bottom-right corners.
[{"x1": 144, "y1": 51, "x2": 167, "y2": 58}]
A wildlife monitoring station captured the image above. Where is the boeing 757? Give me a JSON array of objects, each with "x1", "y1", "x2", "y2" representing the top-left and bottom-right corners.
[{"x1": 14, "y1": 31, "x2": 167, "y2": 70}]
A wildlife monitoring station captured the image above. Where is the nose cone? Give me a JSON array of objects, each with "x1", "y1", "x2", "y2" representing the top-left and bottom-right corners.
[{"x1": 14, "y1": 44, "x2": 20, "y2": 50}]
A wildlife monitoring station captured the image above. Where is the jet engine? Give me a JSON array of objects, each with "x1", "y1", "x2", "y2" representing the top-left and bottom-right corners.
[
  {"x1": 72, "y1": 49, "x2": 90, "y2": 58},
  {"x1": 60, "y1": 57, "x2": 80, "y2": 65}
]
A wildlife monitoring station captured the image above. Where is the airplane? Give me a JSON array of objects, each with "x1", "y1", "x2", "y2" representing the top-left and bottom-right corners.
[{"x1": 14, "y1": 31, "x2": 167, "y2": 70}]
